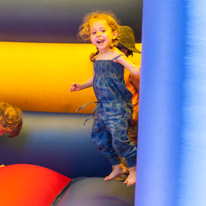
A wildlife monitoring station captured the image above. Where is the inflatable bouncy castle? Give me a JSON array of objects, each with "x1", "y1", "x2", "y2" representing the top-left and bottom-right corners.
[{"x1": 1, "y1": 0, "x2": 205, "y2": 205}]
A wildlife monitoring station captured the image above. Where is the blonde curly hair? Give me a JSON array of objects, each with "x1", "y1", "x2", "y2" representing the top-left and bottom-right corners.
[
  {"x1": 0, "y1": 102, "x2": 22, "y2": 138},
  {"x1": 78, "y1": 11, "x2": 120, "y2": 61}
]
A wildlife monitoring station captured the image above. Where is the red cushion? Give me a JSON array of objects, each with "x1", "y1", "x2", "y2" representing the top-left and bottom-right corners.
[{"x1": 0, "y1": 164, "x2": 71, "y2": 206}]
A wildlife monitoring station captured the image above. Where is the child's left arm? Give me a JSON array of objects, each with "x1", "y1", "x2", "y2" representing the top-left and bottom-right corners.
[{"x1": 113, "y1": 54, "x2": 140, "y2": 76}]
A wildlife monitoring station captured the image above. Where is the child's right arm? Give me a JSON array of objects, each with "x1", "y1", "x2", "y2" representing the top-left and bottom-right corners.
[{"x1": 70, "y1": 76, "x2": 94, "y2": 92}]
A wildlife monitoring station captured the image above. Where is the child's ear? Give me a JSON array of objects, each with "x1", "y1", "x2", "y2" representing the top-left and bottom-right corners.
[{"x1": 113, "y1": 31, "x2": 118, "y2": 39}]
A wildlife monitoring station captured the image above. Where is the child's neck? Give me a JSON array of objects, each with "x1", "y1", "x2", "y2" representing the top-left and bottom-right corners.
[{"x1": 97, "y1": 48, "x2": 115, "y2": 60}]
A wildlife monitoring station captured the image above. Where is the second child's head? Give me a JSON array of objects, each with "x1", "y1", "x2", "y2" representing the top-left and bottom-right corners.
[
  {"x1": 117, "y1": 26, "x2": 140, "y2": 57},
  {"x1": 0, "y1": 102, "x2": 22, "y2": 138},
  {"x1": 79, "y1": 11, "x2": 119, "y2": 52}
]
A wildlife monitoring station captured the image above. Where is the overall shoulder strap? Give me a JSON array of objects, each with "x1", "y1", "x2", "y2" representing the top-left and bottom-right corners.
[{"x1": 112, "y1": 54, "x2": 123, "y2": 61}]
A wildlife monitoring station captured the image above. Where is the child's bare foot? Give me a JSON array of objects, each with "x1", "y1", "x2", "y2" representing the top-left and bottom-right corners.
[
  {"x1": 124, "y1": 166, "x2": 136, "y2": 186},
  {"x1": 104, "y1": 163, "x2": 128, "y2": 181}
]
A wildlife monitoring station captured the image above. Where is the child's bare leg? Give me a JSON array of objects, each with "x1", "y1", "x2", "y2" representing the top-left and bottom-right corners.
[
  {"x1": 104, "y1": 163, "x2": 128, "y2": 181},
  {"x1": 124, "y1": 166, "x2": 136, "y2": 186}
]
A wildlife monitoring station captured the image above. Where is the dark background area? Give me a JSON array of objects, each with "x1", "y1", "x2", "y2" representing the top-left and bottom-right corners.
[{"x1": 0, "y1": 0, "x2": 142, "y2": 43}]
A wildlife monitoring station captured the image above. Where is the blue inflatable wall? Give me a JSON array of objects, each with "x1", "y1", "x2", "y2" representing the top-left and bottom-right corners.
[{"x1": 136, "y1": 0, "x2": 206, "y2": 205}]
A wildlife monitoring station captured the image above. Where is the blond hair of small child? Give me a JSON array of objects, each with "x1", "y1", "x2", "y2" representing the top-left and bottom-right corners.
[{"x1": 0, "y1": 102, "x2": 22, "y2": 138}]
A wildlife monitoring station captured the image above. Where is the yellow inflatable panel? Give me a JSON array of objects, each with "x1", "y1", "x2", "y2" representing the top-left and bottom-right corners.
[{"x1": 0, "y1": 42, "x2": 141, "y2": 113}]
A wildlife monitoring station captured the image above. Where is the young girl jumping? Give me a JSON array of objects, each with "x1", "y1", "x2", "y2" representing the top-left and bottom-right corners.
[{"x1": 70, "y1": 11, "x2": 140, "y2": 186}]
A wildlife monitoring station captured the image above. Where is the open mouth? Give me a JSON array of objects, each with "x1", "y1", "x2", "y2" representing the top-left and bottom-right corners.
[{"x1": 96, "y1": 39, "x2": 104, "y2": 44}]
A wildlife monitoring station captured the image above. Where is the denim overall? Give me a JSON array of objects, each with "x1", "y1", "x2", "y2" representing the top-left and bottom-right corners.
[{"x1": 91, "y1": 57, "x2": 137, "y2": 167}]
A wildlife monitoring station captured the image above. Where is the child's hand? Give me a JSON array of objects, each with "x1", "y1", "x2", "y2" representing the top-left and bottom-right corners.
[{"x1": 70, "y1": 83, "x2": 81, "y2": 92}]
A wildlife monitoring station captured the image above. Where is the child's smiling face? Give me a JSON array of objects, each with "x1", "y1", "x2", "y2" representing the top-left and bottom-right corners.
[{"x1": 89, "y1": 19, "x2": 117, "y2": 52}]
